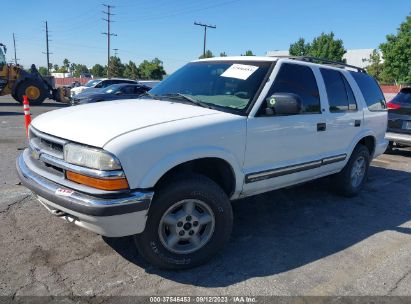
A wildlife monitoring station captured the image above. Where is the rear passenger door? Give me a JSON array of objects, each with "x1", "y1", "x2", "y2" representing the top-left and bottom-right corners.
[{"x1": 320, "y1": 68, "x2": 363, "y2": 157}]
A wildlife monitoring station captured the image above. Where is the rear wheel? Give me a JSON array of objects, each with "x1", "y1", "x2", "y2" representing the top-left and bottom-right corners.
[
  {"x1": 333, "y1": 144, "x2": 370, "y2": 197},
  {"x1": 134, "y1": 174, "x2": 233, "y2": 270},
  {"x1": 15, "y1": 79, "x2": 48, "y2": 105}
]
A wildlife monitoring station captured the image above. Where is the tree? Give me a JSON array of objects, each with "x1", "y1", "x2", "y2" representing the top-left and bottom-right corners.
[
  {"x1": 363, "y1": 49, "x2": 391, "y2": 83},
  {"x1": 38, "y1": 66, "x2": 48, "y2": 76},
  {"x1": 242, "y1": 50, "x2": 254, "y2": 56},
  {"x1": 138, "y1": 58, "x2": 166, "y2": 80},
  {"x1": 63, "y1": 58, "x2": 70, "y2": 70},
  {"x1": 289, "y1": 32, "x2": 346, "y2": 62},
  {"x1": 199, "y1": 50, "x2": 214, "y2": 59},
  {"x1": 220, "y1": 52, "x2": 227, "y2": 57},
  {"x1": 53, "y1": 64, "x2": 59, "y2": 72},
  {"x1": 90, "y1": 64, "x2": 105, "y2": 78},
  {"x1": 379, "y1": 14, "x2": 411, "y2": 84},
  {"x1": 289, "y1": 38, "x2": 311, "y2": 56},
  {"x1": 108, "y1": 56, "x2": 124, "y2": 78},
  {"x1": 123, "y1": 61, "x2": 139, "y2": 79},
  {"x1": 72, "y1": 64, "x2": 89, "y2": 77}
]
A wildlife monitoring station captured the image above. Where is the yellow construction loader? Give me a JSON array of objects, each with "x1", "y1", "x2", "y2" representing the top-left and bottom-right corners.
[{"x1": 0, "y1": 43, "x2": 70, "y2": 105}]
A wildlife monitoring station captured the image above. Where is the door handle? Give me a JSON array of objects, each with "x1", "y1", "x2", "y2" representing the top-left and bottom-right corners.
[
  {"x1": 354, "y1": 120, "x2": 361, "y2": 127},
  {"x1": 317, "y1": 122, "x2": 326, "y2": 132}
]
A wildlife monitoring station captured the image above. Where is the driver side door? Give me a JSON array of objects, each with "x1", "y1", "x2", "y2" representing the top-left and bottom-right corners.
[{"x1": 242, "y1": 62, "x2": 330, "y2": 196}]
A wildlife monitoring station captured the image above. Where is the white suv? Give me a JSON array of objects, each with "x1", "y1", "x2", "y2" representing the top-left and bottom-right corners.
[{"x1": 17, "y1": 56, "x2": 388, "y2": 269}]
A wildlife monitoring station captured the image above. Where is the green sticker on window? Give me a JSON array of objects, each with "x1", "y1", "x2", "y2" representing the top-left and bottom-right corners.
[{"x1": 269, "y1": 98, "x2": 276, "y2": 106}]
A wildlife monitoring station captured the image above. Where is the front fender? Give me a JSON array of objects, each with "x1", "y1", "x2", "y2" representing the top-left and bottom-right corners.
[{"x1": 138, "y1": 146, "x2": 244, "y2": 198}]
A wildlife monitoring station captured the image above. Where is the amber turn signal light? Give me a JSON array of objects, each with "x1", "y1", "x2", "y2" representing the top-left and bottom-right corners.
[{"x1": 66, "y1": 171, "x2": 129, "y2": 191}]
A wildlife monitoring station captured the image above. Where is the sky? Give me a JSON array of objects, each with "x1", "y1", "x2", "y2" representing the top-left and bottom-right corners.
[{"x1": 2, "y1": 0, "x2": 410, "y2": 74}]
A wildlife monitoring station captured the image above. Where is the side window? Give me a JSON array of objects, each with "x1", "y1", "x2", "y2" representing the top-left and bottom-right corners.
[
  {"x1": 320, "y1": 68, "x2": 357, "y2": 112},
  {"x1": 350, "y1": 71, "x2": 386, "y2": 111},
  {"x1": 101, "y1": 80, "x2": 114, "y2": 88},
  {"x1": 121, "y1": 86, "x2": 134, "y2": 94},
  {"x1": 265, "y1": 63, "x2": 320, "y2": 114}
]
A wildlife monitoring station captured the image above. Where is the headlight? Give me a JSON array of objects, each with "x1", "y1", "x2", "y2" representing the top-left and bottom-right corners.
[{"x1": 64, "y1": 143, "x2": 121, "y2": 170}]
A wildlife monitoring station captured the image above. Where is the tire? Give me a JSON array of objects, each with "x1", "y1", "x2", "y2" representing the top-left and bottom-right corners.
[
  {"x1": 15, "y1": 79, "x2": 48, "y2": 105},
  {"x1": 332, "y1": 144, "x2": 370, "y2": 197},
  {"x1": 134, "y1": 174, "x2": 233, "y2": 270}
]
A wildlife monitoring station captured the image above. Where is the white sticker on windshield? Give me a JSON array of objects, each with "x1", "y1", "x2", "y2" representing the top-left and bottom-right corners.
[{"x1": 220, "y1": 64, "x2": 259, "y2": 80}]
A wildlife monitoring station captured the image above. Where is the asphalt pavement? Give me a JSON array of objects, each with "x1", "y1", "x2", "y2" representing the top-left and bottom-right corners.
[{"x1": 0, "y1": 95, "x2": 410, "y2": 297}]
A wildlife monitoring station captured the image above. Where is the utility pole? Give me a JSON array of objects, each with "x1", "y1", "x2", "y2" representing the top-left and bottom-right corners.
[
  {"x1": 12, "y1": 33, "x2": 19, "y2": 65},
  {"x1": 102, "y1": 4, "x2": 117, "y2": 78},
  {"x1": 43, "y1": 21, "x2": 52, "y2": 75},
  {"x1": 113, "y1": 48, "x2": 118, "y2": 57},
  {"x1": 194, "y1": 22, "x2": 216, "y2": 57}
]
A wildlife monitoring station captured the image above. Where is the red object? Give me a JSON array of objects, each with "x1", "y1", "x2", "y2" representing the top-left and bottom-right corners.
[
  {"x1": 386, "y1": 101, "x2": 401, "y2": 110},
  {"x1": 23, "y1": 96, "x2": 31, "y2": 137}
]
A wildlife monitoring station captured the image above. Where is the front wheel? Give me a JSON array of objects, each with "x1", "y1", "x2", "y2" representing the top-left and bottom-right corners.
[
  {"x1": 134, "y1": 174, "x2": 233, "y2": 270},
  {"x1": 332, "y1": 144, "x2": 370, "y2": 197},
  {"x1": 15, "y1": 79, "x2": 48, "y2": 105}
]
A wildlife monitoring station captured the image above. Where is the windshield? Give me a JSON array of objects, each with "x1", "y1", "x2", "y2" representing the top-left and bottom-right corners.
[
  {"x1": 103, "y1": 84, "x2": 123, "y2": 94},
  {"x1": 84, "y1": 79, "x2": 101, "y2": 88},
  {"x1": 0, "y1": 48, "x2": 6, "y2": 66},
  {"x1": 149, "y1": 61, "x2": 272, "y2": 113}
]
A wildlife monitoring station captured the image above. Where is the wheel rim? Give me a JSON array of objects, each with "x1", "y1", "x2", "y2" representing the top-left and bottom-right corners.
[
  {"x1": 158, "y1": 199, "x2": 215, "y2": 254},
  {"x1": 350, "y1": 156, "x2": 366, "y2": 187},
  {"x1": 25, "y1": 86, "x2": 40, "y2": 100}
]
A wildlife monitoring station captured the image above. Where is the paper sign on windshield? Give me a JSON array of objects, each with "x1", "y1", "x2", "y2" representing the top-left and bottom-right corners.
[{"x1": 220, "y1": 64, "x2": 259, "y2": 80}]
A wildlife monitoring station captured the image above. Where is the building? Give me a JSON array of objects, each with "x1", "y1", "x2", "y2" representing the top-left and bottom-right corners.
[{"x1": 266, "y1": 49, "x2": 376, "y2": 68}]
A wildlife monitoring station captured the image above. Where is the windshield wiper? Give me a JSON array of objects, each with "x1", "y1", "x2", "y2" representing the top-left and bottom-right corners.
[
  {"x1": 139, "y1": 92, "x2": 161, "y2": 100},
  {"x1": 160, "y1": 93, "x2": 213, "y2": 109}
]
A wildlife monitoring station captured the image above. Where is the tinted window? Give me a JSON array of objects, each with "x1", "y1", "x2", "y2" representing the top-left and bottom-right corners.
[
  {"x1": 266, "y1": 63, "x2": 320, "y2": 114},
  {"x1": 120, "y1": 86, "x2": 135, "y2": 94},
  {"x1": 350, "y1": 72, "x2": 386, "y2": 111},
  {"x1": 392, "y1": 88, "x2": 411, "y2": 104},
  {"x1": 321, "y1": 69, "x2": 357, "y2": 112}
]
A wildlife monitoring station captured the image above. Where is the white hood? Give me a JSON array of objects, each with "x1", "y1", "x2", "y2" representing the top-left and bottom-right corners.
[{"x1": 31, "y1": 99, "x2": 222, "y2": 147}]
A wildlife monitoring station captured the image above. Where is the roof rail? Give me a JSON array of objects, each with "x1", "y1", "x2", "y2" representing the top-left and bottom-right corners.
[{"x1": 269, "y1": 56, "x2": 367, "y2": 73}]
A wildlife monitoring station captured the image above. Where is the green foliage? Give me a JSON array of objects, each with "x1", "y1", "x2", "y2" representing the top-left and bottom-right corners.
[
  {"x1": 72, "y1": 64, "x2": 89, "y2": 77},
  {"x1": 90, "y1": 64, "x2": 105, "y2": 78},
  {"x1": 243, "y1": 50, "x2": 255, "y2": 56},
  {"x1": 289, "y1": 38, "x2": 311, "y2": 56},
  {"x1": 363, "y1": 49, "x2": 392, "y2": 83},
  {"x1": 220, "y1": 52, "x2": 227, "y2": 57},
  {"x1": 289, "y1": 32, "x2": 346, "y2": 62},
  {"x1": 379, "y1": 14, "x2": 411, "y2": 84},
  {"x1": 53, "y1": 64, "x2": 59, "y2": 72},
  {"x1": 63, "y1": 58, "x2": 70, "y2": 69},
  {"x1": 138, "y1": 58, "x2": 166, "y2": 80},
  {"x1": 38, "y1": 66, "x2": 48, "y2": 76},
  {"x1": 108, "y1": 56, "x2": 125, "y2": 78},
  {"x1": 309, "y1": 32, "x2": 346, "y2": 61},
  {"x1": 199, "y1": 50, "x2": 214, "y2": 59},
  {"x1": 123, "y1": 61, "x2": 139, "y2": 79}
]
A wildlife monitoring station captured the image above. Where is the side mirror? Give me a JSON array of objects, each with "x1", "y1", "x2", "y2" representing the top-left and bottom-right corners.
[{"x1": 265, "y1": 93, "x2": 302, "y2": 115}]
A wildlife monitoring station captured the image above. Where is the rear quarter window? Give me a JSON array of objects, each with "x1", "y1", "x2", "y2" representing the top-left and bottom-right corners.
[{"x1": 350, "y1": 72, "x2": 386, "y2": 111}]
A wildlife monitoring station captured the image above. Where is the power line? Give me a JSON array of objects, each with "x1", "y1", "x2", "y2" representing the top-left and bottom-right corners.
[
  {"x1": 102, "y1": 4, "x2": 117, "y2": 77},
  {"x1": 113, "y1": 48, "x2": 119, "y2": 57},
  {"x1": 194, "y1": 22, "x2": 216, "y2": 57}
]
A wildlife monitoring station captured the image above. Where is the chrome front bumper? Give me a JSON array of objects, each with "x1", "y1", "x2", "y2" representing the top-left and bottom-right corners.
[{"x1": 16, "y1": 152, "x2": 154, "y2": 236}]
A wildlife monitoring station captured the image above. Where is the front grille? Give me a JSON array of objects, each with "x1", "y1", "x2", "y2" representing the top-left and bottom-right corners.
[
  {"x1": 29, "y1": 128, "x2": 65, "y2": 159},
  {"x1": 29, "y1": 127, "x2": 68, "y2": 177}
]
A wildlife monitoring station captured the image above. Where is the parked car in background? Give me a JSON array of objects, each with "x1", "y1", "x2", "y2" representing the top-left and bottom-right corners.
[
  {"x1": 70, "y1": 78, "x2": 138, "y2": 97},
  {"x1": 71, "y1": 83, "x2": 151, "y2": 105},
  {"x1": 386, "y1": 86, "x2": 411, "y2": 149},
  {"x1": 137, "y1": 80, "x2": 161, "y2": 88}
]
